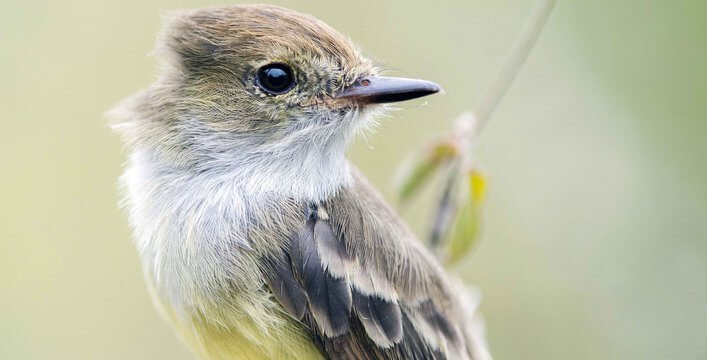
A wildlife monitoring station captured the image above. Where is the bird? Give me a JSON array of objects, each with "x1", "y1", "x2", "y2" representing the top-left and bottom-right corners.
[{"x1": 110, "y1": 4, "x2": 491, "y2": 360}]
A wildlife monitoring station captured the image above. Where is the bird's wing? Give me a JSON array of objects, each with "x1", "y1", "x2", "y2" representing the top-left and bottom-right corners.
[{"x1": 261, "y1": 166, "x2": 484, "y2": 360}]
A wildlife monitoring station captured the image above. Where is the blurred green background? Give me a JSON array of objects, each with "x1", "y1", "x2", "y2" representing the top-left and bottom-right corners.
[{"x1": 2, "y1": 0, "x2": 705, "y2": 359}]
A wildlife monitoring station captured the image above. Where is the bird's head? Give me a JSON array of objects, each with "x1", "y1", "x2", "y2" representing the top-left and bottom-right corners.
[{"x1": 111, "y1": 4, "x2": 440, "y2": 185}]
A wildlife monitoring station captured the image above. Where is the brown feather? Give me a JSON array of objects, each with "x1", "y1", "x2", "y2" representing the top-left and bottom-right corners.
[{"x1": 260, "y1": 166, "x2": 479, "y2": 359}]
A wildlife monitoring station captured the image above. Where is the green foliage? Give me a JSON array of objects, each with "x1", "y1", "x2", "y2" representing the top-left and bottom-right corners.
[
  {"x1": 395, "y1": 139, "x2": 459, "y2": 204},
  {"x1": 396, "y1": 138, "x2": 488, "y2": 266},
  {"x1": 444, "y1": 170, "x2": 486, "y2": 265}
]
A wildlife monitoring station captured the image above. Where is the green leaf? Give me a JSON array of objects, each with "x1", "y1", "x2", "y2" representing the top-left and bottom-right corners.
[
  {"x1": 443, "y1": 169, "x2": 486, "y2": 265},
  {"x1": 395, "y1": 140, "x2": 459, "y2": 204}
]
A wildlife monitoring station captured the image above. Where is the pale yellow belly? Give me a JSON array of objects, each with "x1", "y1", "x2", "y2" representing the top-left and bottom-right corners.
[{"x1": 146, "y1": 280, "x2": 323, "y2": 360}]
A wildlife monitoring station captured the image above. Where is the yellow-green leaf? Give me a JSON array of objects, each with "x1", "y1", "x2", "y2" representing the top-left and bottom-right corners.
[
  {"x1": 444, "y1": 169, "x2": 487, "y2": 265},
  {"x1": 396, "y1": 140, "x2": 459, "y2": 204},
  {"x1": 469, "y1": 170, "x2": 487, "y2": 204}
]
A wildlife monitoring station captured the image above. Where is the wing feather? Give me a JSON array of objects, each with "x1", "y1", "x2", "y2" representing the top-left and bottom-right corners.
[
  {"x1": 262, "y1": 249, "x2": 308, "y2": 320},
  {"x1": 352, "y1": 289, "x2": 403, "y2": 347},
  {"x1": 260, "y1": 167, "x2": 484, "y2": 359},
  {"x1": 291, "y1": 218, "x2": 352, "y2": 337}
]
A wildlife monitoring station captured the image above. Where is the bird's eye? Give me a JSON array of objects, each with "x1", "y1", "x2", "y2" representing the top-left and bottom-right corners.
[{"x1": 256, "y1": 63, "x2": 295, "y2": 95}]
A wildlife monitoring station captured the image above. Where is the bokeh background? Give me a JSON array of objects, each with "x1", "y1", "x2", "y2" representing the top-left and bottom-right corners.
[{"x1": 2, "y1": 0, "x2": 705, "y2": 359}]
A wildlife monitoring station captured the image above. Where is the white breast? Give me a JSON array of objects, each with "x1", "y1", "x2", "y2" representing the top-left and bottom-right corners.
[{"x1": 119, "y1": 145, "x2": 352, "y2": 320}]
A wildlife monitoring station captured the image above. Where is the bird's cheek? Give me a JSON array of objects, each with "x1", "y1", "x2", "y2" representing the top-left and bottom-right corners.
[{"x1": 299, "y1": 95, "x2": 357, "y2": 112}]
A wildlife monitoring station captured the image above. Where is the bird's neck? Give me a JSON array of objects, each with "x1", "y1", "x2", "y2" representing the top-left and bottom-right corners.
[
  {"x1": 119, "y1": 138, "x2": 350, "y2": 307},
  {"x1": 127, "y1": 136, "x2": 352, "y2": 203},
  {"x1": 120, "y1": 142, "x2": 352, "y2": 326}
]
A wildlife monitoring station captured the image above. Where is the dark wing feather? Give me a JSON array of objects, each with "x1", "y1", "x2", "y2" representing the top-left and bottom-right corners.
[
  {"x1": 352, "y1": 289, "x2": 403, "y2": 345},
  {"x1": 291, "y1": 218, "x2": 352, "y2": 337},
  {"x1": 260, "y1": 167, "x2": 481, "y2": 359},
  {"x1": 261, "y1": 249, "x2": 308, "y2": 320}
]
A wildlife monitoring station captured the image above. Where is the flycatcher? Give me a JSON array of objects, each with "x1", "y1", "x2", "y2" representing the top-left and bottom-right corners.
[{"x1": 111, "y1": 4, "x2": 490, "y2": 360}]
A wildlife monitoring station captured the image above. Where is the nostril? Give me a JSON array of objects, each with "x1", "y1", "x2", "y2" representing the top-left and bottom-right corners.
[{"x1": 360, "y1": 78, "x2": 371, "y2": 87}]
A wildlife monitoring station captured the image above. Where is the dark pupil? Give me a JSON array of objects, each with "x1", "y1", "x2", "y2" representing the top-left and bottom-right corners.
[{"x1": 258, "y1": 65, "x2": 293, "y2": 93}]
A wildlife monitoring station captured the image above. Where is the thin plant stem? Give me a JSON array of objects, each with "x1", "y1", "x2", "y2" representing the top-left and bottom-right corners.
[
  {"x1": 430, "y1": 0, "x2": 555, "y2": 251},
  {"x1": 469, "y1": 0, "x2": 556, "y2": 140}
]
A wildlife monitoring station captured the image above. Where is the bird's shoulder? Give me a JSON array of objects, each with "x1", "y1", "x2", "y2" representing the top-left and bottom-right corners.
[{"x1": 259, "y1": 166, "x2": 476, "y2": 359}]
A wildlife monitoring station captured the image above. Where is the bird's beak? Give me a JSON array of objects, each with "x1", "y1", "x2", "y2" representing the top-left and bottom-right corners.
[{"x1": 335, "y1": 76, "x2": 442, "y2": 104}]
